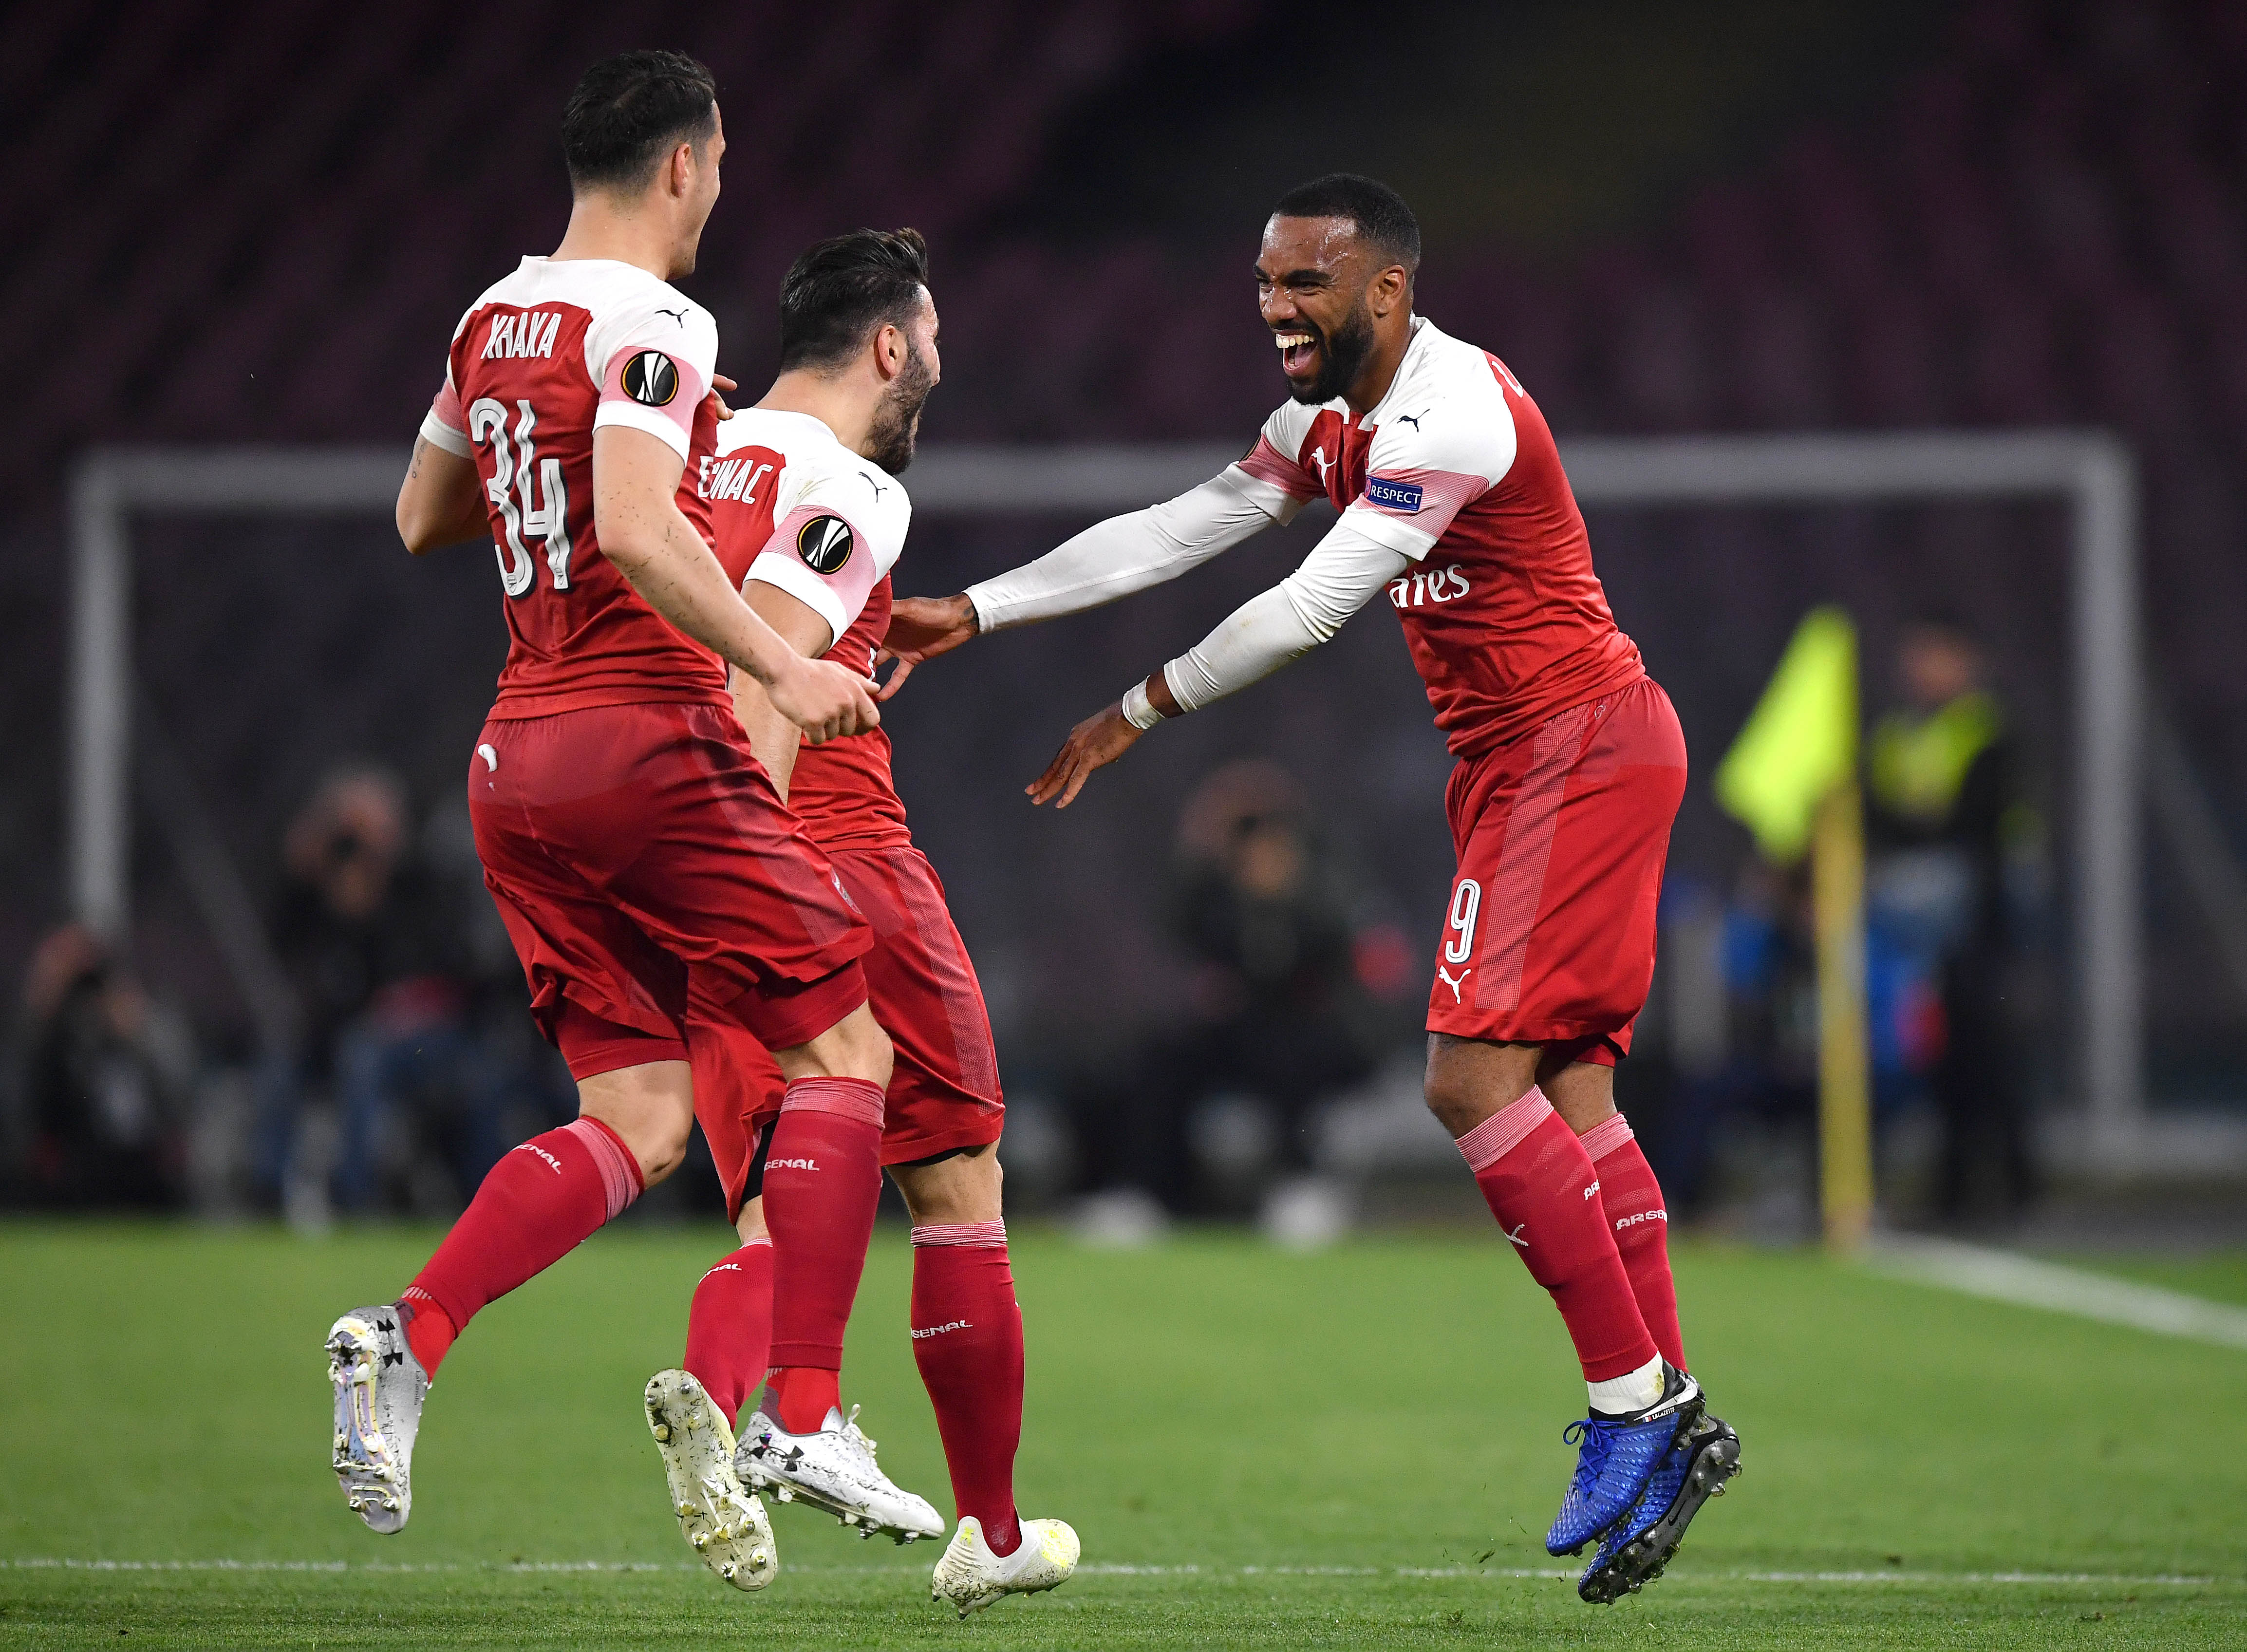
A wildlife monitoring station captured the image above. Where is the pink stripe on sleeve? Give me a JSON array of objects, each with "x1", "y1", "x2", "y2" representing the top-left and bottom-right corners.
[
  {"x1": 597, "y1": 344, "x2": 708, "y2": 451},
  {"x1": 1237, "y1": 433, "x2": 1321, "y2": 499},
  {"x1": 430, "y1": 375, "x2": 464, "y2": 435}
]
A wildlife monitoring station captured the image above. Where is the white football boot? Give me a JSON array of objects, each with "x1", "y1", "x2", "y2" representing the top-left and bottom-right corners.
[
  {"x1": 326, "y1": 1305, "x2": 428, "y2": 1534},
  {"x1": 929, "y1": 1515, "x2": 1081, "y2": 1617},
  {"x1": 736, "y1": 1405, "x2": 945, "y2": 1543},
  {"x1": 644, "y1": 1370, "x2": 777, "y2": 1591}
]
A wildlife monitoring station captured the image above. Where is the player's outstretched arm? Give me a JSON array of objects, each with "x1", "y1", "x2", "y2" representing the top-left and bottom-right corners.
[
  {"x1": 1026, "y1": 524, "x2": 1408, "y2": 808},
  {"x1": 593, "y1": 425, "x2": 877, "y2": 744},
  {"x1": 877, "y1": 466, "x2": 1294, "y2": 700},
  {"x1": 395, "y1": 435, "x2": 489, "y2": 554}
]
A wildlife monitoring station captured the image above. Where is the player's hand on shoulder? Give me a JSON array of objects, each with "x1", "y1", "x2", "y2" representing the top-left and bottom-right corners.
[
  {"x1": 708, "y1": 374, "x2": 737, "y2": 420},
  {"x1": 1027, "y1": 702, "x2": 1143, "y2": 809},
  {"x1": 876, "y1": 594, "x2": 979, "y2": 700},
  {"x1": 770, "y1": 654, "x2": 880, "y2": 745}
]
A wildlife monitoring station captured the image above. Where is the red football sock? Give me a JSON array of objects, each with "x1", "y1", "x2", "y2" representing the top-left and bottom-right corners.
[
  {"x1": 1457, "y1": 1088, "x2": 1658, "y2": 1382},
  {"x1": 911, "y1": 1222, "x2": 1023, "y2": 1557},
  {"x1": 769, "y1": 1366, "x2": 842, "y2": 1433},
  {"x1": 682, "y1": 1238, "x2": 774, "y2": 1426},
  {"x1": 762, "y1": 1077, "x2": 884, "y2": 1411},
  {"x1": 1579, "y1": 1114, "x2": 1686, "y2": 1371},
  {"x1": 401, "y1": 1117, "x2": 642, "y2": 1379}
]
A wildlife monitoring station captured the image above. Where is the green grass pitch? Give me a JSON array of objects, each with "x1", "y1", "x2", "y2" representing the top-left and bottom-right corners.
[{"x1": 2, "y1": 1221, "x2": 2241, "y2": 1649}]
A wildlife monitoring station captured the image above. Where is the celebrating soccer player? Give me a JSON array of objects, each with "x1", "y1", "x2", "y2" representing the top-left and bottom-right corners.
[
  {"x1": 645, "y1": 227, "x2": 1076, "y2": 1615},
  {"x1": 328, "y1": 53, "x2": 893, "y2": 1592},
  {"x1": 882, "y1": 174, "x2": 1742, "y2": 1603}
]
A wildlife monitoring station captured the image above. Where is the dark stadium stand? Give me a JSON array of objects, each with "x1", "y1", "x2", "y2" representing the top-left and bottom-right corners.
[{"x1": 3, "y1": 0, "x2": 2244, "y2": 1098}]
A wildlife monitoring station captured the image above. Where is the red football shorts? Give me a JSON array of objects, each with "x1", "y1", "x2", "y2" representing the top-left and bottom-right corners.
[
  {"x1": 692, "y1": 843, "x2": 1005, "y2": 1220},
  {"x1": 469, "y1": 701, "x2": 871, "y2": 1080},
  {"x1": 1426, "y1": 675, "x2": 1686, "y2": 1065}
]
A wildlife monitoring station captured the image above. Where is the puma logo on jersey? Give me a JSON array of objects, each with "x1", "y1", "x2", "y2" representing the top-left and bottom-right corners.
[
  {"x1": 698, "y1": 455, "x2": 774, "y2": 504},
  {"x1": 1388, "y1": 565, "x2": 1472, "y2": 609},
  {"x1": 1502, "y1": 1222, "x2": 1528, "y2": 1248},
  {"x1": 1309, "y1": 446, "x2": 1334, "y2": 484},
  {"x1": 483, "y1": 311, "x2": 562, "y2": 360},
  {"x1": 1437, "y1": 965, "x2": 1472, "y2": 1002},
  {"x1": 478, "y1": 743, "x2": 498, "y2": 772},
  {"x1": 654, "y1": 306, "x2": 689, "y2": 326},
  {"x1": 861, "y1": 472, "x2": 889, "y2": 501},
  {"x1": 1396, "y1": 412, "x2": 1424, "y2": 431}
]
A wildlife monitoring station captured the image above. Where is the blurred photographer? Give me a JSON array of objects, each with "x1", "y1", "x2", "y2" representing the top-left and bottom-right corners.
[
  {"x1": 253, "y1": 766, "x2": 504, "y2": 1214},
  {"x1": 13, "y1": 924, "x2": 195, "y2": 1208}
]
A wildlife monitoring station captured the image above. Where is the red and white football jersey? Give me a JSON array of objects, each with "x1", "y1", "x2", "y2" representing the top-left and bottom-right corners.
[
  {"x1": 422, "y1": 256, "x2": 725, "y2": 718},
  {"x1": 1237, "y1": 316, "x2": 1644, "y2": 756},
  {"x1": 702, "y1": 409, "x2": 913, "y2": 849}
]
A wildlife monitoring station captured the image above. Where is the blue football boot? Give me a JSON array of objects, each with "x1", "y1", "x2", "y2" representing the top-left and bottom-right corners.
[
  {"x1": 1544, "y1": 1361, "x2": 1703, "y2": 1556},
  {"x1": 1577, "y1": 1409, "x2": 1742, "y2": 1604}
]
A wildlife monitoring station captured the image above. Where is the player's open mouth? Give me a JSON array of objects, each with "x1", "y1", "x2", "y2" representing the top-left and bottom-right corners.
[{"x1": 1274, "y1": 330, "x2": 1318, "y2": 374}]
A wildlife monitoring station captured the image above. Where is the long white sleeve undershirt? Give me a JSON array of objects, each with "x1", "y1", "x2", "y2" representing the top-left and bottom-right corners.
[
  {"x1": 965, "y1": 465, "x2": 1299, "y2": 631},
  {"x1": 1124, "y1": 522, "x2": 1412, "y2": 726}
]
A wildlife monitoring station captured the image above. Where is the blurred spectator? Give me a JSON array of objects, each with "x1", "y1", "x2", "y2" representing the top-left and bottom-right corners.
[
  {"x1": 1087, "y1": 761, "x2": 1388, "y2": 1213},
  {"x1": 253, "y1": 765, "x2": 517, "y2": 1215},
  {"x1": 1867, "y1": 614, "x2": 2044, "y2": 1222},
  {"x1": 13, "y1": 924, "x2": 195, "y2": 1207}
]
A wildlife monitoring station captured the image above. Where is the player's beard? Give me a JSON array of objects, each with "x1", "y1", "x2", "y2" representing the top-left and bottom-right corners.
[
  {"x1": 865, "y1": 342, "x2": 935, "y2": 474},
  {"x1": 1291, "y1": 300, "x2": 1377, "y2": 404}
]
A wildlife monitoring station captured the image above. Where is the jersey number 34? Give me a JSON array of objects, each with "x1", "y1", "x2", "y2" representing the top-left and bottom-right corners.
[{"x1": 470, "y1": 396, "x2": 572, "y2": 597}]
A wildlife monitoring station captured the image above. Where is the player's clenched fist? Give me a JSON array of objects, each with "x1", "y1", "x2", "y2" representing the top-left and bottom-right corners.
[
  {"x1": 876, "y1": 594, "x2": 979, "y2": 700},
  {"x1": 1026, "y1": 702, "x2": 1143, "y2": 808},
  {"x1": 771, "y1": 655, "x2": 881, "y2": 744}
]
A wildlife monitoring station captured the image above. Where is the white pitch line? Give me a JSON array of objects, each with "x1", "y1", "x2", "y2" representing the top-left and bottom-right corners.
[
  {"x1": 4, "y1": 1558, "x2": 2234, "y2": 1588},
  {"x1": 1864, "y1": 1236, "x2": 2247, "y2": 1351}
]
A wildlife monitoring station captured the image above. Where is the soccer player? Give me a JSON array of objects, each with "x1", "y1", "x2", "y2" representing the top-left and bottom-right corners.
[
  {"x1": 329, "y1": 53, "x2": 891, "y2": 1592},
  {"x1": 882, "y1": 174, "x2": 1741, "y2": 1603},
  {"x1": 647, "y1": 228, "x2": 1077, "y2": 1615}
]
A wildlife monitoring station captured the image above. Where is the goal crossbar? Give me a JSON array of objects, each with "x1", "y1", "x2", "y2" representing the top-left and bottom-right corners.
[{"x1": 67, "y1": 431, "x2": 2142, "y2": 1143}]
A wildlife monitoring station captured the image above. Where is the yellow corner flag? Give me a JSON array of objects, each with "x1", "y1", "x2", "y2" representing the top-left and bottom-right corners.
[
  {"x1": 1716, "y1": 605, "x2": 1873, "y2": 1250},
  {"x1": 1714, "y1": 605, "x2": 1858, "y2": 865}
]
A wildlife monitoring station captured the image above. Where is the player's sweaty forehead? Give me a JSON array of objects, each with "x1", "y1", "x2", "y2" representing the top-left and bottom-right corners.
[{"x1": 1255, "y1": 215, "x2": 1374, "y2": 292}]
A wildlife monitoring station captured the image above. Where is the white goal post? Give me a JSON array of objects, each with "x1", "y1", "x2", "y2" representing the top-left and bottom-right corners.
[{"x1": 68, "y1": 432, "x2": 2142, "y2": 1146}]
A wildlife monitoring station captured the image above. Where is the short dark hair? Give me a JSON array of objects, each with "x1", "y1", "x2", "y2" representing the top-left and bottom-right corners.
[
  {"x1": 1271, "y1": 173, "x2": 1421, "y2": 272},
  {"x1": 562, "y1": 51, "x2": 718, "y2": 192},
  {"x1": 778, "y1": 228, "x2": 932, "y2": 374}
]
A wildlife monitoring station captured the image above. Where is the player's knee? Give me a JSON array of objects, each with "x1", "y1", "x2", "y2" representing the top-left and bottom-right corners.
[{"x1": 1421, "y1": 1037, "x2": 1475, "y2": 1135}]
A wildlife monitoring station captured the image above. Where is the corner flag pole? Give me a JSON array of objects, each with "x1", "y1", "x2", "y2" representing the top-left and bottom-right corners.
[
  {"x1": 1813, "y1": 781, "x2": 1873, "y2": 1249},
  {"x1": 1713, "y1": 604, "x2": 1874, "y2": 1251}
]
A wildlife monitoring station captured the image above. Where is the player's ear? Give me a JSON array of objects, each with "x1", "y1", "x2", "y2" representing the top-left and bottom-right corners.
[{"x1": 1370, "y1": 263, "x2": 1409, "y2": 318}]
